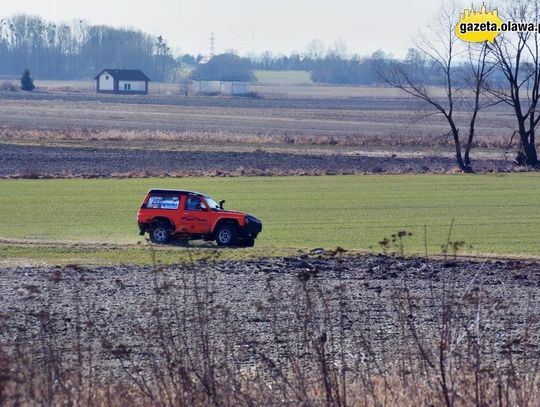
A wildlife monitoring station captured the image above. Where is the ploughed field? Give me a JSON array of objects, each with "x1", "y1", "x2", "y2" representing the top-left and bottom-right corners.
[
  {"x1": 0, "y1": 89, "x2": 517, "y2": 149},
  {"x1": 0, "y1": 254, "x2": 539, "y2": 385},
  {"x1": 0, "y1": 85, "x2": 527, "y2": 177},
  {"x1": 0, "y1": 141, "x2": 517, "y2": 178}
]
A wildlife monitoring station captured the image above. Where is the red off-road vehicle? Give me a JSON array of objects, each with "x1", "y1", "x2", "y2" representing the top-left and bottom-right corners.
[{"x1": 137, "y1": 189, "x2": 262, "y2": 246}]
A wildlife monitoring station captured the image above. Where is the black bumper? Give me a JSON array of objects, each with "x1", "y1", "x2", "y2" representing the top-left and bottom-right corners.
[
  {"x1": 138, "y1": 223, "x2": 146, "y2": 235},
  {"x1": 240, "y1": 215, "x2": 262, "y2": 237}
]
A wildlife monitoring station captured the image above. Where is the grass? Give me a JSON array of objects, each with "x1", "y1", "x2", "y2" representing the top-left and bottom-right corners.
[
  {"x1": 0, "y1": 243, "x2": 299, "y2": 266},
  {"x1": 34, "y1": 71, "x2": 313, "y2": 92},
  {"x1": 0, "y1": 174, "x2": 539, "y2": 264},
  {"x1": 32, "y1": 79, "x2": 186, "y2": 95}
]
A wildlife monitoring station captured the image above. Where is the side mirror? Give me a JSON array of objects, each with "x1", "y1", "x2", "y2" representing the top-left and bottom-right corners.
[{"x1": 219, "y1": 200, "x2": 225, "y2": 209}]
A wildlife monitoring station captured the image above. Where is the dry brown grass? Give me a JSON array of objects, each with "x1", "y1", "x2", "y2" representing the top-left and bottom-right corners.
[
  {"x1": 0, "y1": 126, "x2": 512, "y2": 150},
  {"x1": 0, "y1": 81, "x2": 17, "y2": 92}
]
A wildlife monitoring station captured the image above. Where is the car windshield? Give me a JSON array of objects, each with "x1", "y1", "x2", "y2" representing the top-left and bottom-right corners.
[{"x1": 205, "y1": 196, "x2": 221, "y2": 210}]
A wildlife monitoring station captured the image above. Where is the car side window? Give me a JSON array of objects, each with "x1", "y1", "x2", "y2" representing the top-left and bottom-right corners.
[
  {"x1": 185, "y1": 197, "x2": 204, "y2": 211},
  {"x1": 147, "y1": 195, "x2": 179, "y2": 210}
]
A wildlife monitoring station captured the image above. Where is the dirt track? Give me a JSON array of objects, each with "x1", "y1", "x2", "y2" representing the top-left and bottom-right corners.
[
  {"x1": 0, "y1": 142, "x2": 519, "y2": 177},
  {"x1": 1, "y1": 254, "x2": 539, "y2": 374}
]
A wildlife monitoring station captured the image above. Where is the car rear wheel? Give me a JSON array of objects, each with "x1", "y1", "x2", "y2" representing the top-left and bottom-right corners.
[
  {"x1": 150, "y1": 224, "x2": 170, "y2": 244},
  {"x1": 216, "y1": 224, "x2": 237, "y2": 246}
]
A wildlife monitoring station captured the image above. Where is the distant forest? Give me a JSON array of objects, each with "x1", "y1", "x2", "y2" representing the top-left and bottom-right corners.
[
  {"x1": 0, "y1": 15, "x2": 177, "y2": 81},
  {"x1": 0, "y1": 15, "x2": 385, "y2": 84},
  {"x1": 0, "y1": 14, "x2": 498, "y2": 86}
]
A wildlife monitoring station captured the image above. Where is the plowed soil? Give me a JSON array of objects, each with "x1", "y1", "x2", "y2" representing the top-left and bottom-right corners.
[
  {"x1": 1, "y1": 254, "x2": 538, "y2": 374},
  {"x1": 0, "y1": 142, "x2": 518, "y2": 177}
]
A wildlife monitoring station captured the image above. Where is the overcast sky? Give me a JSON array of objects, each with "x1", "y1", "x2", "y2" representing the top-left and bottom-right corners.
[{"x1": 2, "y1": 0, "x2": 443, "y2": 57}]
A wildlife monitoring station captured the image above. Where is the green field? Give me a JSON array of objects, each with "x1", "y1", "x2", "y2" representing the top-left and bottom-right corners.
[
  {"x1": 254, "y1": 70, "x2": 313, "y2": 84},
  {"x1": 0, "y1": 174, "x2": 538, "y2": 263}
]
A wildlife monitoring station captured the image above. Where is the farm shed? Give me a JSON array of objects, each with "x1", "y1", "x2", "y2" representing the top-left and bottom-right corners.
[
  {"x1": 94, "y1": 69, "x2": 150, "y2": 95},
  {"x1": 192, "y1": 80, "x2": 221, "y2": 94},
  {"x1": 192, "y1": 80, "x2": 250, "y2": 95},
  {"x1": 221, "y1": 81, "x2": 250, "y2": 95}
]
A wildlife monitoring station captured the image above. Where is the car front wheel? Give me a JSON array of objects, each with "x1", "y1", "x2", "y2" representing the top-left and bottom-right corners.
[{"x1": 215, "y1": 224, "x2": 237, "y2": 246}]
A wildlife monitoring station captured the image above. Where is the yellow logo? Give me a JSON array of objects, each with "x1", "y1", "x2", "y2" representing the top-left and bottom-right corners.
[{"x1": 455, "y1": 3, "x2": 502, "y2": 43}]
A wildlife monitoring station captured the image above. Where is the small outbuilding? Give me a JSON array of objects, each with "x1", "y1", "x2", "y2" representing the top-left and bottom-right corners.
[
  {"x1": 192, "y1": 80, "x2": 250, "y2": 96},
  {"x1": 192, "y1": 80, "x2": 221, "y2": 94},
  {"x1": 220, "y1": 81, "x2": 250, "y2": 95},
  {"x1": 94, "y1": 69, "x2": 150, "y2": 95}
]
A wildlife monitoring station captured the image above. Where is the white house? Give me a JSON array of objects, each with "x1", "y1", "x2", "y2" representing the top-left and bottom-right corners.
[{"x1": 94, "y1": 69, "x2": 150, "y2": 95}]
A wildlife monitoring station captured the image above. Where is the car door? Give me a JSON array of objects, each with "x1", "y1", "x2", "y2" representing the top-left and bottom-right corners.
[{"x1": 179, "y1": 196, "x2": 211, "y2": 234}]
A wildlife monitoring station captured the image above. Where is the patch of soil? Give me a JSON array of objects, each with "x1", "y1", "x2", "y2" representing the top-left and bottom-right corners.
[
  {"x1": 0, "y1": 142, "x2": 519, "y2": 177},
  {"x1": 0, "y1": 254, "x2": 538, "y2": 374}
]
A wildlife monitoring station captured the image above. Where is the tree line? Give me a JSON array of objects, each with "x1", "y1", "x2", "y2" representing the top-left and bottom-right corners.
[
  {"x1": 0, "y1": 14, "x2": 473, "y2": 87},
  {"x1": 252, "y1": 51, "x2": 382, "y2": 85},
  {"x1": 251, "y1": 47, "x2": 508, "y2": 87},
  {"x1": 0, "y1": 15, "x2": 176, "y2": 81},
  {"x1": 0, "y1": 14, "x2": 494, "y2": 87}
]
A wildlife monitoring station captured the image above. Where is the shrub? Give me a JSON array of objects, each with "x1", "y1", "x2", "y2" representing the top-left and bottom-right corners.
[
  {"x1": 20, "y1": 69, "x2": 35, "y2": 91},
  {"x1": 0, "y1": 81, "x2": 17, "y2": 92}
]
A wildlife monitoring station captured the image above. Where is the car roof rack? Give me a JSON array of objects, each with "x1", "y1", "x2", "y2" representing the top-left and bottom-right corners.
[{"x1": 148, "y1": 189, "x2": 204, "y2": 196}]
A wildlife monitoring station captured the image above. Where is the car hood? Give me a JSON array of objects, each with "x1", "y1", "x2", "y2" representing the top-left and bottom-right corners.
[
  {"x1": 216, "y1": 210, "x2": 262, "y2": 222},
  {"x1": 245, "y1": 214, "x2": 262, "y2": 223}
]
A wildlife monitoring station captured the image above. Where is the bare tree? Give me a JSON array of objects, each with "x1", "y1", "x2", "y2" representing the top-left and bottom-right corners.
[
  {"x1": 305, "y1": 39, "x2": 326, "y2": 60},
  {"x1": 378, "y1": 1, "x2": 494, "y2": 173},
  {"x1": 487, "y1": 0, "x2": 540, "y2": 166},
  {"x1": 462, "y1": 43, "x2": 496, "y2": 167}
]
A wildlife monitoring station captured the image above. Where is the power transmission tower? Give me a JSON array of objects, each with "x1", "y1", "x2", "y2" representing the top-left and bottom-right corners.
[{"x1": 209, "y1": 32, "x2": 215, "y2": 58}]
